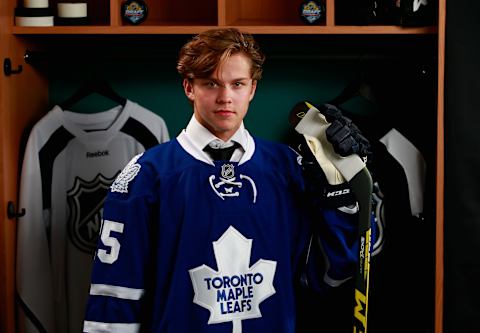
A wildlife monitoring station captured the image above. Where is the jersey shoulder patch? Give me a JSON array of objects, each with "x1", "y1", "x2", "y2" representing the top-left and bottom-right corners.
[{"x1": 110, "y1": 153, "x2": 143, "y2": 193}]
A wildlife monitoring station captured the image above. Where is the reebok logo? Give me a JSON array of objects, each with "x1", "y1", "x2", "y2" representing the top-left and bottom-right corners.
[
  {"x1": 326, "y1": 189, "x2": 350, "y2": 197},
  {"x1": 86, "y1": 150, "x2": 109, "y2": 158}
]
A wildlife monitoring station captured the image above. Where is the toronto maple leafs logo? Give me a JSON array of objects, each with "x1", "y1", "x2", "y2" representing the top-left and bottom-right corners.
[
  {"x1": 189, "y1": 226, "x2": 276, "y2": 333},
  {"x1": 209, "y1": 164, "x2": 258, "y2": 203},
  {"x1": 111, "y1": 153, "x2": 143, "y2": 193}
]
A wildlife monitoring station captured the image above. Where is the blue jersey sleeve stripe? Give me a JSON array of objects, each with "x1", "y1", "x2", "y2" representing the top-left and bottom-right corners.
[
  {"x1": 83, "y1": 321, "x2": 140, "y2": 333},
  {"x1": 89, "y1": 284, "x2": 145, "y2": 300}
]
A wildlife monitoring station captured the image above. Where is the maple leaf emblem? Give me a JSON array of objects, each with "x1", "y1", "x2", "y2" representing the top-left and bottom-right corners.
[{"x1": 189, "y1": 226, "x2": 276, "y2": 333}]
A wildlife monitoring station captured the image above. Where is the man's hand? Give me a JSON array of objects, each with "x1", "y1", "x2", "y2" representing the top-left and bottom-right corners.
[
  {"x1": 317, "y1": 103, "x2": 371, "y2": 159},
  {"x1": 289, "y1": 101, "x2": 371, "y2": 160}
]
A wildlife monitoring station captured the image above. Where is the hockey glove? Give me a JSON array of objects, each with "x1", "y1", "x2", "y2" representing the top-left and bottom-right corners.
[
  {"x1": 290, "y1": 101, "x2": 371, "y2": 160},
  {"x1": 318, "y1": 103, "x2": 371, "y2": 159}
]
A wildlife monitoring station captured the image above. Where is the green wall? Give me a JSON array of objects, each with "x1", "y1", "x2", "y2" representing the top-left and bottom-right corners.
[{"x1": 45, "y1": 34, "x2": 435, "y2": 142}]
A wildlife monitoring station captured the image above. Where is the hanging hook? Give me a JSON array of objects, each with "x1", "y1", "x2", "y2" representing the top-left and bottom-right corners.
[
  {"x1": 7, "y1": 201, "x2": 26, "y2": 219},
  {"x1": 4, "y1": 58, "x2": 23, "y2": 76}
]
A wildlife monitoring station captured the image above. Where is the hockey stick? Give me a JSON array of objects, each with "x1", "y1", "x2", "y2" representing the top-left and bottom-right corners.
[
  {"x1": 292, "y1": 102, "x2": 373, "y2": 333},
  {"x1": 350, "y1": 168, "x2": 372, "y2": 333}
]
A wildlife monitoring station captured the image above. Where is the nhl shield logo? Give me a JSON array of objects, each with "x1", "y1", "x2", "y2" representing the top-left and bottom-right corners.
[
  {"x1": 67, "y1": 173, "x2": 119, "y2": 254},
  {"x1": 221, "y1": 163, "x2": 235, "y2": 179}
]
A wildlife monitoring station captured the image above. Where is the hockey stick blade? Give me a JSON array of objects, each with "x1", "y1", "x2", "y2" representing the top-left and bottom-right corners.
[{"x1": 293, "y1": 104, "x2": 373, "y2": 333}]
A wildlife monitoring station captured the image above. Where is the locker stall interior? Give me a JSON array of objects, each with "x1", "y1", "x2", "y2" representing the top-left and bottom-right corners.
[{"x1": 0, "y1": 0, "x2": 446, "y2": 332}]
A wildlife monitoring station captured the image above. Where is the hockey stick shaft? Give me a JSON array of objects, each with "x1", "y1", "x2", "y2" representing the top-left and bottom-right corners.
[{"x1": 350, "y1": 168, "x2": 372, "y2": 333}]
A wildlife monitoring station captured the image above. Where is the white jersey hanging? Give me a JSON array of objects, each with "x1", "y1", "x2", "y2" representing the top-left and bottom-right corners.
[{"x1": 16, "y1": 100, "x2": 169, "y2": 333}]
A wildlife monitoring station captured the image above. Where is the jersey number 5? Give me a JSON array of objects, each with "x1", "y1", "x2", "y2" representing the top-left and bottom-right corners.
[{"x1": 97, "y1": 219, "x2": 124, "y2": 264}]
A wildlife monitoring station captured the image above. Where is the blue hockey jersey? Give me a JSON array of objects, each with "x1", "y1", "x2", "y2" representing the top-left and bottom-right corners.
[{"x1": 83, "y1": 132, "x2": 359, "y2": 333}]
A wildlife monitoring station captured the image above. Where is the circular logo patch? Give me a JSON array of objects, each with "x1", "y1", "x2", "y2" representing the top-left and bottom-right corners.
[
  {"x1": 300, "y1": 1, "x2": 325, "y2": 24},
  {"x1": 122, "y1": 0, "x2": 148, "y2": 25}
]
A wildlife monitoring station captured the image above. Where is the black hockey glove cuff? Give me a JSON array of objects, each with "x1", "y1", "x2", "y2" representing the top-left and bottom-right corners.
[{"x1": 288, "y1": 131, "x2": 357, "y2": 209}]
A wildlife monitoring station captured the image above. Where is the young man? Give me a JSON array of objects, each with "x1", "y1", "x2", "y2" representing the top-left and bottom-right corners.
[{"x1": 83, "y1": 28, "x2": 365, "y2": 333}]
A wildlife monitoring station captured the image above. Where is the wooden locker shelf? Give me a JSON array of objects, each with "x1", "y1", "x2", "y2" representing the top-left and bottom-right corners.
[
  {"x1": 11, "y1": 0, "x2": 437, "y2": 35},
  {"x1": 12, "y1": 25, "x2": 438, "y2": 35}
]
